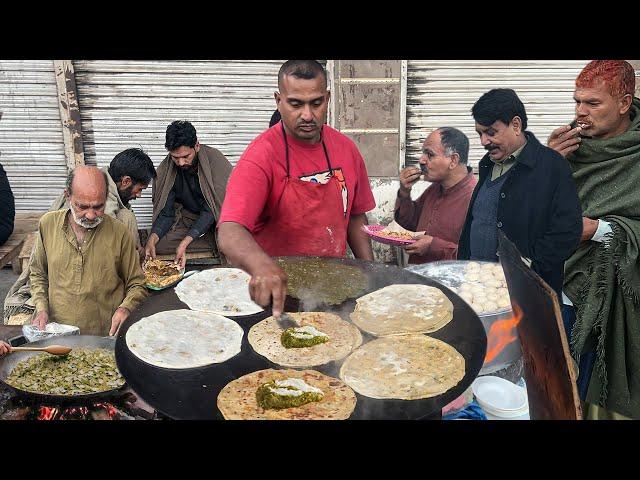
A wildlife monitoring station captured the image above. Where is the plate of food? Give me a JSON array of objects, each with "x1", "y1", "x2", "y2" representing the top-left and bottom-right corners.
[
  {"x1": 143, "y1": 259, "x2": 185, "y2": 291},
  {"x1": 361, "y1": 222, "x2": 421, "y2": 246}
]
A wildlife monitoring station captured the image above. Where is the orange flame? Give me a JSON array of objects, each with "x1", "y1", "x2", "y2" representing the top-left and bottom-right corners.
[{"x1": 484, "y1": 303, "x2": 523, "y2": 364}]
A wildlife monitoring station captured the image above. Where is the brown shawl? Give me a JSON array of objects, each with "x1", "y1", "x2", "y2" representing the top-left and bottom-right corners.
[{"x1": 152, "y1": 145, "x2": 232, "y2": 257}]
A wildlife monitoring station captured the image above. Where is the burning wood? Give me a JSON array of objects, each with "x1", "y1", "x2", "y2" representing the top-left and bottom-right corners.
[
  {"x1": 0, "y1": 387, "x2": 159, "y2": 420},
  {"x1": 37, "y1": 406, "x2": 59, "y2": 420}
]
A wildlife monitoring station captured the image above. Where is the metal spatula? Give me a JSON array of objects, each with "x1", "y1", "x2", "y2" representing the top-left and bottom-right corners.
[{"x1": 275, "y1": 312, "x2": 299, "y2": 330}]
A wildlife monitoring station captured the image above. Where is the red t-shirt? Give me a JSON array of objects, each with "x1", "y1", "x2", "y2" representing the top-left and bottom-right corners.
[{"x1": 219, "y1": 124, "x2": 376, "y2": 235}]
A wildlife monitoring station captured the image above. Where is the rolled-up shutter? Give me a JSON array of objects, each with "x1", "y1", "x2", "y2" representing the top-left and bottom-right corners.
[
  {"x1": 74, "y1": 60, "x2": 291, "y2": 228},
  {"x1": 0, "y1": 60, "x2": 67, "y2": 212},
  {"x1": 406, "y1": 60, "x2": 588, "y2": 171}
]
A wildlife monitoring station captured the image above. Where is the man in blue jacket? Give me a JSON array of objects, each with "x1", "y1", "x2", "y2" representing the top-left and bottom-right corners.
[{"x1": 458, "y1": 88, "x2": 582, "y2": 300}]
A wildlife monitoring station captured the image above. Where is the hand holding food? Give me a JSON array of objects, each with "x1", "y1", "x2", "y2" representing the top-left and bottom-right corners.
[
  {"x1": 175, "y1": 236, "x2": 192, "y2": 270},
  {"x1": 144, "y1": 233, "x2": 159, "y2": 261},
  {"x1": 399, "y1": 166, "x2": 422, "y2": 193},
  {"x1": 403, "y1": 234, "x2": 434, "y2": 255},
  {"x1": 547, "y1": 124, "x2": 582, "y2": 158}
]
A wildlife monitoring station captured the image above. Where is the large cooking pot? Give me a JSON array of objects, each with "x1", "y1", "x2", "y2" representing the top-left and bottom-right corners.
[
  {"x1": 115, "y1": 256, "x2": 488, "y2": 420},
  {"x1": 406, "y1": 260, "x2": 522, "y2": 374},
  {"x1": 0, "y1": 335, "x2": 126, "y2": 404}
]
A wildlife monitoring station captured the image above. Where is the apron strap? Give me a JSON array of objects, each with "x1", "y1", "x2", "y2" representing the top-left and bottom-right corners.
[{"x1": 281, "y1": 122, "x2": 332, "y2": 177}]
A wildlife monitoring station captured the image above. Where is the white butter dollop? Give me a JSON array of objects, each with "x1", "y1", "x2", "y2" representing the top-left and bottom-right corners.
[
  {"x1": 268, "y1": 377, "x2": 324, "y2": 397},
  {"x1": 289, "y1": 325, "x2": 329, "y2": 340}
]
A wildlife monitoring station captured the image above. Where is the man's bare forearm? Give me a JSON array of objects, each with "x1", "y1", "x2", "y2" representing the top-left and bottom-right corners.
[
  {"x1": 347, "y1": 213, "x2": 374, "y2": 261},
  {"x1": 218, "y1": 222, "x2": 275, "y2": 274}
]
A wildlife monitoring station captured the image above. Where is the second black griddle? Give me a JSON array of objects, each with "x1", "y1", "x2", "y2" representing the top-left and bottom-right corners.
[{"x1": 115, "y1": 257, "x2": 487, "y2": 420}]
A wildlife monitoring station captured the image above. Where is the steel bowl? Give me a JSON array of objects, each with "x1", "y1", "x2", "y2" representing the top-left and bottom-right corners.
[{"x1": 406, "y1": 260, "x2": 522, "y2": 374}]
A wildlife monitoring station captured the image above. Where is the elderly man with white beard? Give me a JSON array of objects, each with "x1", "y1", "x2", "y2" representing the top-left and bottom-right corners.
[{"x1": 29, "y1": 166, "x2": 147, "y2": 336}]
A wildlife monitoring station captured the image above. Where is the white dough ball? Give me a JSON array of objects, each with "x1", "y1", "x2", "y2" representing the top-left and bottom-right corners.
[
  {"x1": 470, "y1": 302, "x2": 485, "y2": 313},
  {"x1": 466, "y1": 262, "x2": 481, "y2": 271},
  {"x1": 485, "y1": 279, "x2": 503, "y2": 288},
  {"x1": 459, "y1": 282, "x2": 474, "y2": 292},
  {"x1": 483, "y1": 301, "x2": 499, "y2": 312},
  {"x1": 465, "y1": 273, "x2": 480, "y2": 282},
  {"x1": 459, "y1": 291, "x2": 474, "y2": 303}
]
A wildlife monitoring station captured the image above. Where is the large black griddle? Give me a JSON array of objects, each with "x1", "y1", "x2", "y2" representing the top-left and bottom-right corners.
[
  {"x1": 115, "y1": 257, "x2": 487, "y2": 420},
  {"x1": 0, "y1": 335, "x2": 125, "y2": 404}
]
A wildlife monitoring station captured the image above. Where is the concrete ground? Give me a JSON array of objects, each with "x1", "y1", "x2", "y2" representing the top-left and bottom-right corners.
[{"x1": 0, "y1": 267, "x2": 19, "y2": 309}]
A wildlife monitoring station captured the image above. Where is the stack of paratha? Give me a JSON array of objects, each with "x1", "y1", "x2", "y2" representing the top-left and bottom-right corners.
[
  {"x1": 248, "y1": 312, "x2": 362, "y2": 368},
  {"x1": 126, "y1": 309, "x2": 244, "y2": 369},
  {"x1": 217, "y1": 369, "x2": 356, "y2": 420},
  {"x1": 143, "y1": 259, "x2": 183, "y2": 288},
  {"x1": 350, "y1": 284, "x2": 454, "y2": 336},
  {"x1": 339, "y1": 335, "x2": 465, "y2": 400},
  {"x1": 174, "y1": 268, "x2": 263, "y2": 316}
]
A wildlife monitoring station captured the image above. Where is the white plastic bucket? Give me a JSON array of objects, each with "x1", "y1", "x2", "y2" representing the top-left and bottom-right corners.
[{"x1": 472, "y1": 375, "x2": 529, "y2": 420}]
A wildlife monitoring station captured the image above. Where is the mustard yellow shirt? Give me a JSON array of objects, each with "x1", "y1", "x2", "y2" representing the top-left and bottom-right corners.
[{"x1": 30, "y1": 209, "x2": 147, "y2": 335}]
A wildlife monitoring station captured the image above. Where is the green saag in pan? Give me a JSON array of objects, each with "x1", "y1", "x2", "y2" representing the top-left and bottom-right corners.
[
  {"x1": 6, "y1": 348, "x2": 125, "y2": 395},
  {"x1": 277, "y1": 258, "x2": 369, "y2": 305}
]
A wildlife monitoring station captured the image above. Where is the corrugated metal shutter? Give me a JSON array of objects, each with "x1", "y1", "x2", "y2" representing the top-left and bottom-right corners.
[
  {"x1": 406, "y1": 61, "x2": 589, "y2": 171},
  {"x1": 0, "y1": 60, "x2": 67, "y2": 212},
  {"x1": 74, "y1": 60, "x2": 324, "y2": 228}
]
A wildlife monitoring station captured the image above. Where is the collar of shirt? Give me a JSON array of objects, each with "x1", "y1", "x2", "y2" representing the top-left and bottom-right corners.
[
  {"x1": 62, "y1": 208, "x2": 96, "y2": 249},
  {"x1": 491, "y1": 140, "x2": 527, "y2": 165},
  {"x1": 490, "y1": 139, "x2": 527, "y2": 178},
  {"x1": 438, "y1": 169, "x2": 474, "y2": 196}
]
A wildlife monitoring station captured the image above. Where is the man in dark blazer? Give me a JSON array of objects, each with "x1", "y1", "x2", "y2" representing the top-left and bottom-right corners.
[{"x1": 458, "y1": 88, "x2": 582, "y2": 299}]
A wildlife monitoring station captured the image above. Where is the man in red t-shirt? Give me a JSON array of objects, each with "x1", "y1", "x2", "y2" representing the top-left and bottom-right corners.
[{"x1": 218, "y1": 60, "x2": 376, "y2": 316}]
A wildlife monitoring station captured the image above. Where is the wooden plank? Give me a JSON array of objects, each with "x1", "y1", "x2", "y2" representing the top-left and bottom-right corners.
[
  {"x1": 0, "y1": 213, "x2": 44, "y2": 271},
  {"x1": 155, "y1": 251, "x2": 215, "y2": 261},
  {"x1": 0, "y1": 234, "x2": 25, "y2": 270},
  {"x1": 54, "y1": 60, "x2": 84, "y2": 170},
  {"x1": 497, "y1": 231, "x2": 582, "y2": 420},
  {"x1": 12, "y1": 212, "x2": 45, "y2": 235}
]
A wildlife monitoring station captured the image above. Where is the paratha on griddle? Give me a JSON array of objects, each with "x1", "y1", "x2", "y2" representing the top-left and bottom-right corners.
[
  {"x1": 350, "y1": 284, "x2": 454, "y2": 336},
  {"x1": 217, "y1": 369, "x2": 356, "y2": 420},
  {"x1": 248, "y1": 312, "x2": 362, "y2": 368},
  {"x1": 126, "y1": 309, "x2": 243, "y2": 369},
  {"x1": 339, "y1": 335, "x2": 465, "y2": 400},
  {"x1": 174, "y1": 268, "x2": 263, "y2": 316}
]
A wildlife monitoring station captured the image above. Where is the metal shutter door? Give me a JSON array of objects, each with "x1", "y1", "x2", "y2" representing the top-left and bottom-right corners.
[
  {"x1": 0, "y1": 60, "x2": 67, "y2": 212},
  {"x1": 74, "y1": 60, "x2": 288, "y2": 228},
  {"x1": 406, "y1": 60, "x2": 589, "y2": 171}
]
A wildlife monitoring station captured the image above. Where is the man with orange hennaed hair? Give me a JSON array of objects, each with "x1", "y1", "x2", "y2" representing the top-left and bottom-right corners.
[{"x1": 548, "y1": 60, "x2": 640, "y2": 420}]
